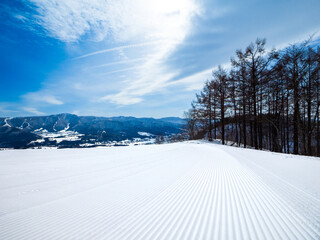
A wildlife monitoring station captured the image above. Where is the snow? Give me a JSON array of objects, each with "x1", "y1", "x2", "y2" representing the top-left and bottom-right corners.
[
  {"x1": 3, "y1": 118, "x2": 12, "y2": 127},
  {"x1": 18, "y1": 120, "x2": 30, "y2": 129},
  {"x1": 59, "y1": 123, "x2": 70, "y2": 132},
  {"x1": 0, "y1": 141, "x2": 319, "y2": 239},
  {"x1": 33, "y1": 128, "x2": 43, "y2": 132},
  {"x1": 33, "y1": 129, "x2": 84, "y2": 143},
  {"x1": 28, "y1": 139, "x2": 45, "y2": 145},
  {"x1": 138, "y1": 131, "x2": 153, "y2": 137},
  {"x1": 52, "y1": 120, "x2": 58, "y2": 131}
]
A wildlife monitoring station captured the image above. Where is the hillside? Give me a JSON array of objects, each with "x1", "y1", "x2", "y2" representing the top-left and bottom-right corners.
[
  {"x1": 0, "y1": 114, "x2": 184, "y2": 148},
  {"x1": 0, "y1": 141, "x2": 319, "y2": 239}
]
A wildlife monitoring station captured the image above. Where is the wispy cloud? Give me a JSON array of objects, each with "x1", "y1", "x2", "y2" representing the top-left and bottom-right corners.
[
  {"x1": 101, "y1": 94, "x2": 143, "y2": 105},
  {"x1": 100, "y1": 66, "x2": 142, "y2": 76},
  {"x1": 21, "y1": 107, "x2": 45, "y2": 115},
  {"x1": 169, "y1": 68, "x2": 213, "y2": 91},
  {"x1": 0, "y1": 103, "x2": 20, "y2": 117},
  {"x1": 28, "y1": 0, "x2": 111, "y2": 42},
  {"x1": 14, "y1": 14, "x2": 28, "y2": 22},
  {"x1": 27, "y1": 0, "x2": 199, "y2": 43},
  {"x1": 96, "y1": 0, "x2": 200, "y2": 105},
  {"x1": 22, "y1": 0, "x2": 201, "y2": 107},
  {"x1": 43, "y1": 95, "x2": 63, "y2": 105},
  {"x1": 23, "y1": 93, "x2": 64, "y2": 105},
  {"x1": 73, "y1": 41, "x2": 160, "y2": 60},
  {"x1": 89, "y1": 57, "x2": 146, "y2": 69},
  {"x1": 168, "y1": 62, "x2": 232, "y2": 91}
]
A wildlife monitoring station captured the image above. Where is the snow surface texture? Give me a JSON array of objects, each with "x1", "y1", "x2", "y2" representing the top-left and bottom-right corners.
[{"x1": 0, "y1": 141, "x2": 319, "y2": 239}]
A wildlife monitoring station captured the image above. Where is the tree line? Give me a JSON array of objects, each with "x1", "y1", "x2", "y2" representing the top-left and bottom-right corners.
[{"x1": 185, "y1": 38, "x2": 320, "y2": 157}]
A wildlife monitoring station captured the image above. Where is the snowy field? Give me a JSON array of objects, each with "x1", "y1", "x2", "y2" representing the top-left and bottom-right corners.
[{"x1": 0, "y1": 141, "x2": 319, "y2": 239}]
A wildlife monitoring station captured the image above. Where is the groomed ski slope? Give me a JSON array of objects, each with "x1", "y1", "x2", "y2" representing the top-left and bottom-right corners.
[{"x1": 0, "y1": 141, "x2": 320, "y2": 239}]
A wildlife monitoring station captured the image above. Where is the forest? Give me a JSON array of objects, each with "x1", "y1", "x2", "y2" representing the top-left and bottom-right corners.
[{"x1": 185, "y1": 38, "x2": 320, "y2": 157}]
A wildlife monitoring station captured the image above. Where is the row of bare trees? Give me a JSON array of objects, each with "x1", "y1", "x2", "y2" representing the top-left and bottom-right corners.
[{"x1": 185, "y1": 38, "x2": 320, "y2": 156}]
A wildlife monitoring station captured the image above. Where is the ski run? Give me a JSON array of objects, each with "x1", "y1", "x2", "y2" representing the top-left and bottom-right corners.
[{"x1": 0, "y1": 141, "x2": 319, "y2": 239}]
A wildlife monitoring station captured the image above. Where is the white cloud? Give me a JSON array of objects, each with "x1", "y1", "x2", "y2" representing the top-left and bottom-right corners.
[
  {"x1": 29, "y1": 0, "x2": 108, "y2": 42},
  {"x1": 88, "y1": 57, "x2": 146, "y2": 69},
  {"x1": 0, "y1": 104, "x2": 19, "y2": 116},
  {"x1": 73, "y1": 41, "x2": 159, "y2": 59},
  {"x1": 169, "y1": 68, "x2": 213, "y2": 91},
  {"x1": 94, "y1": 0, "x2": 200, "y2": 105},
  {"x1": 101, "y1": 94, "x2": 143, "y2": 105},
  {"x1": 29, "y1": 0, "x2": 199, "y2": 43},
  {"x1": 168, "y1": 62, "x2": 232, "y2": 91},
  {"x1": 26, "y1": 0, "x2": 200, "y2": 106},
  {"x1": 100, "y1": 66, "x2": 142, "y2": 76},
  {"x1": 14, "y1": 14, "x2": 28, "y2": 22},
  {"x1": 23, "y1": 92, "x2": 64, "y2": 105},
  {"x1": 43, "y1": 95, "x2": 64, "y2": 105},
  {"x1": 21, "y1": 107, "x2": 45, "y2": 115}
]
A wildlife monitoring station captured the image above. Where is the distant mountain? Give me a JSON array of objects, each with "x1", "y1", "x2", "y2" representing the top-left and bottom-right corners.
[
  {"x1": 159, "y1": 117, "x2": 185, "y2": 125},
  {"x1": 0, "y1": 114, "x2": 185, "y2": 148}
]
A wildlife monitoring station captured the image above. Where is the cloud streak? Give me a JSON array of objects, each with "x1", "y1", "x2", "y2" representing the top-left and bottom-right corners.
[
  {"x1": 89, "y1": 57, "x2": 146, "y2": 69},
  {"x1": 73, "y1": 41, "x2": 160, "y2": 60},
  {"x1": 100, "y1": 66, "x2": 142, "y2": 75}
]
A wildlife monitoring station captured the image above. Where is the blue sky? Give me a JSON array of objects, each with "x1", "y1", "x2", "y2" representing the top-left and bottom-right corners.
[{"x1": 1, "y1": 0, "x2": 320, "y2": 118}]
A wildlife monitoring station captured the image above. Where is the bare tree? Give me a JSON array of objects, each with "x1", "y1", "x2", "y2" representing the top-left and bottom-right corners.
[{"x1": 188, "y1": 37, "x2": 320, "y2": 157}]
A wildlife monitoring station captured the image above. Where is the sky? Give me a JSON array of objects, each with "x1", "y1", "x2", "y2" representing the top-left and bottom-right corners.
[{"x1": 1, "y1": 0, "x2": 320, "y2": 118}]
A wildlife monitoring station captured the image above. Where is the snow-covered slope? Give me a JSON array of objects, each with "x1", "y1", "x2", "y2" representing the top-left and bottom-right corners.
[{"x1": 0, "y1": 141, "x2": 319, "y2": 239}]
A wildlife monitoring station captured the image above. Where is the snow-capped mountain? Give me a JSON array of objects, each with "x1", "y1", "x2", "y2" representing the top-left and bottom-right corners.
[{"x1": 0, "y1": 113, "x2": 184, "y2": 148}]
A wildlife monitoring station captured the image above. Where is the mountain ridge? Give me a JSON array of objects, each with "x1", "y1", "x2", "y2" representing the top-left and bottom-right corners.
[{"x1": 0, "y1": 113, "x2": 185, "y2": 148}]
